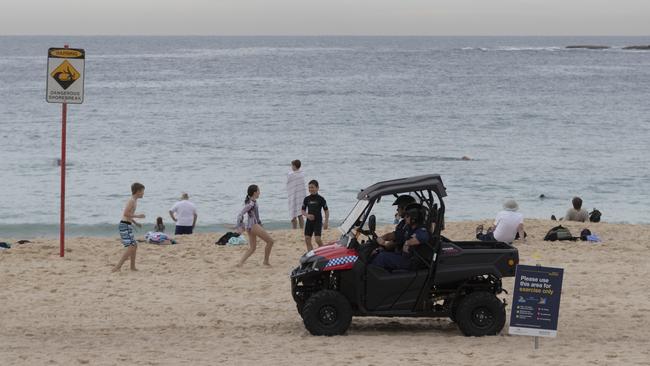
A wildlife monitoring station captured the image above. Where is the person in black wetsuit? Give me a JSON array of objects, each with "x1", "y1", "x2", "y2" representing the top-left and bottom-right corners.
[{"x1": 302, "y1": 180, "x2": 329, "y2": 251}]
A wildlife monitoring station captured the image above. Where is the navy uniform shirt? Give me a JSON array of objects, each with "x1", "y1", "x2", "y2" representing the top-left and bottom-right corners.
[{"x1": 402, "y1": 226, "x2": 430, "y2": 256}]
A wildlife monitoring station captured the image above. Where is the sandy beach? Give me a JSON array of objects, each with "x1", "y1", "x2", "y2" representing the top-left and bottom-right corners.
[{"x1": 1, "y1": 219, "x2": 649, "y2": 366}]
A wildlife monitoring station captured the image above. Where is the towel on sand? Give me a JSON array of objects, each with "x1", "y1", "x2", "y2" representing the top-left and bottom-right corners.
[{"x1": 145, "y1": 231, "x2": 175, "y2": 244}]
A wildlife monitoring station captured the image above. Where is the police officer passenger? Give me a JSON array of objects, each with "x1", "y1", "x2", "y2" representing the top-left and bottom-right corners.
[{"x1": 371, "y1": 204, "x2": 430, "y2": 271}]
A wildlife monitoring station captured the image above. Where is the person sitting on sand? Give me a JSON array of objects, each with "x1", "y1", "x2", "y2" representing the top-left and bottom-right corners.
[
  {"x1": 476, "y1": 199, "x2": 525, "y2": 243},
  {"x1": 563, "y1": 196, "x2": 589, "y2": 222},
  {"x1": 154, "y1": 217, "x2": 165, "y2": 232}
]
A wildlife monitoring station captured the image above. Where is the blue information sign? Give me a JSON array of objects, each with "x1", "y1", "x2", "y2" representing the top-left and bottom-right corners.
[{"x1": 509, "y1": 265, "x2": 564, "y2": 337}]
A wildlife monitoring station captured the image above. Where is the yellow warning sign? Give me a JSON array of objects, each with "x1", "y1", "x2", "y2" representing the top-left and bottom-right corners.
[
  {"x1": 51, "y1": 60, "x2": 80, "y2": 90},
  {"x1": 49, "y1": 49, "x2": 84, "y2": 58},
  {"x1": 46, "y1": 47, "x2": 85, "y2": 104}
]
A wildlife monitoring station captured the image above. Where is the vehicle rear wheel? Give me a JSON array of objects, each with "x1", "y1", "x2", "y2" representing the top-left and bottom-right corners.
[
  {"x1": 456, "y1": 291, "x2": 505, "y2": 336},
  {"x1": 302, "y1": 290, "x2": 352, "y2": 336}
]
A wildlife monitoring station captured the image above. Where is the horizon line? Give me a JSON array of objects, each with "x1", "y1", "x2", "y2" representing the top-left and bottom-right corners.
[{"x1": 2, "y1": 34, "x2": 650, "y2": 38}]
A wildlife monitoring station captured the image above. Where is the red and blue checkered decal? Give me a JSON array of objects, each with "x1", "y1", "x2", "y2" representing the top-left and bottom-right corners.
[{"x1": 324, "y1": 255, "x2": 358, "y2": 269}]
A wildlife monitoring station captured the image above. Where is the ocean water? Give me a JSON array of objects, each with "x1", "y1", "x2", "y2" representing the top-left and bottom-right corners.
[{"x1": 1, "y1": 36, "x2": 649, "y2": 238}]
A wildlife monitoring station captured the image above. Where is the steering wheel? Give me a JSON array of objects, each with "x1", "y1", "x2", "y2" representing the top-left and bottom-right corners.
[
  {"x1": 365, "y1": 214, "x2": 378, "y2": 242},
  {"x1": 369, "y1": 229, "x2": 378, "y2": 242}
]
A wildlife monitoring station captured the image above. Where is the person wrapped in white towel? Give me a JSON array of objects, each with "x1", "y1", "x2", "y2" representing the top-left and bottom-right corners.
[{"x1": 287, "y1": 159, "x2": 307, "y2": 229}]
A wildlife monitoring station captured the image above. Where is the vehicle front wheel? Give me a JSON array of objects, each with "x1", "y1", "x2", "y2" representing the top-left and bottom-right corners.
[
  {"x1": 456, "y1": 291, "x2": 505, "y2": 336},
  {"x1": 302, "y1": 290, "x2": 352, "y2": 336}
]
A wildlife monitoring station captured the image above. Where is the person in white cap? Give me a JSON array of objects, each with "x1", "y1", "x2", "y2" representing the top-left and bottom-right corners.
[{"x1": 476, "y1": 199, "x2": 525, "y2": 243}]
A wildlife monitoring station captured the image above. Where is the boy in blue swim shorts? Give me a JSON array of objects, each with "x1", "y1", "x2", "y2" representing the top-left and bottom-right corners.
[{"x1": 112, "y1": 182, "x2": 145, "y2": 272}]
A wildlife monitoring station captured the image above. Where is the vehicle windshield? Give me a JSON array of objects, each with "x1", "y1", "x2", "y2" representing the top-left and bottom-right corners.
[{"x1": 338, "y1": 199, "x2": 370, "y2": 235}]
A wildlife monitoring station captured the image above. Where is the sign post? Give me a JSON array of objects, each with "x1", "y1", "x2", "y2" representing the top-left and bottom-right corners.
[
  {"x1": 46, "y1": 46, "x2": 85, "y2": 257},
  {"x1": 508, "y1": 264, "x2": 564, "y2": 347}
]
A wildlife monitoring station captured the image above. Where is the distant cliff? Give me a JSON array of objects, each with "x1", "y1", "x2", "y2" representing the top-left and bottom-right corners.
[
  {"x1": 566, "y1": 45, "x2": 610, "y2": 49},
  {"x1": 622, "y1": 45, "x2": 650, "y2": 50}
]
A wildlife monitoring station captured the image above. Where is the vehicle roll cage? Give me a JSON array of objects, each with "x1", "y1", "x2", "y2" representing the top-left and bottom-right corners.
[
  {"x1": 348, "y1": 174, "x2": 448, "y2": 310},
  {"x1": 350, "y1": 174, "x2": 447, "y2": 234}
]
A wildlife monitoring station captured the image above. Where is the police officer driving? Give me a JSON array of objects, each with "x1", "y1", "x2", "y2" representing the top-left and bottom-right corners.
[{"x1": 375, "y1": 195, "x2": 416, "y2": 252}]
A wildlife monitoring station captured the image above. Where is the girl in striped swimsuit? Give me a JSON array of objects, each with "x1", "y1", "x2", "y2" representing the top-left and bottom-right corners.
[{"x1": 236, "y1": 184, "x2": 275, "y2": 267}]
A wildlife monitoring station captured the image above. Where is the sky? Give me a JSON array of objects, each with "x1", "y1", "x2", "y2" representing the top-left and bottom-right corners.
[{"x1": 1, "y1": 0, "x2": 649, "y2": 36}]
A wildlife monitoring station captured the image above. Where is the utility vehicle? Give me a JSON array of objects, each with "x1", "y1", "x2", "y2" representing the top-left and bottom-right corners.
[{"x1": 290, "y1": 174, "x2": 519, "y2": 336}]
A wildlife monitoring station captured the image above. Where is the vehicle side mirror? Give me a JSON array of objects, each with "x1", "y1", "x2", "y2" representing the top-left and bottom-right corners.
[{"x1": 368, "y1": 215, "x2": 376, "y2": 233}]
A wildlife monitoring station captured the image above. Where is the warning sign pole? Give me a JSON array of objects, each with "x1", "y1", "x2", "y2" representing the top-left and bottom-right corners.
[
  {"x1": 60, "y1": 102, "x2": 67, "y2": 257},
  {"x1": 59, "y1": 44, "x2": 69, "y2": 258},
  {"x1": 46, "y1": 43, "x2": 84, "y2": 257}
]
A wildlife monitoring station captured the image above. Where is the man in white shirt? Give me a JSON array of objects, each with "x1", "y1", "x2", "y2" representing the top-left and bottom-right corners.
[
  {"x1": 169, "y1": 192, "x2": 198, "y2": 235},
  {"x1": 476, "y1": 199, "x2": 525, "y2": 243}
]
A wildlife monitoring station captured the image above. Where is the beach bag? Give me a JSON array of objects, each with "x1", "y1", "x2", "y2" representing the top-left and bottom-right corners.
[
  {"x1": 579, "y1": 228, "x2": 602, "y2": 242},
  {"x1": 216, "y1": 232, "x2": 240, "y2": 245},
  {"x1": 589, "y1": 209, "x2": 602, "y2": 223},
  {"x1": 543, "y1": 225, "x2": 576, "y2": 241}
]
